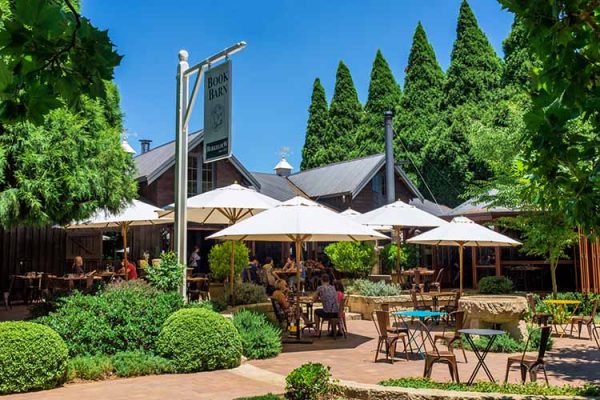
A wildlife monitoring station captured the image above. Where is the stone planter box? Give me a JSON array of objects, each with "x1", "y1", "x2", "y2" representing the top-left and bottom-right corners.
[
  {"x1": 460, "y1": 295, "x2": 527, "y2": 340},
  {"x1": 348, "y1": 294, "x2": 440, "y2": 320},
  {"x1": 229, "y1": 302, "x2": 277, "y2": 323}
]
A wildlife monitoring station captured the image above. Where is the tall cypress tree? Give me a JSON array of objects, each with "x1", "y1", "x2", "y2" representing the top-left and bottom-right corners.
[
  {"x1": 355, "y1": 50, "x2": 401, "y2": 157},
  {"x1": 502, "y1": 17, "x2": 535, "y2": 89},
  {"x1": 326, "y1": 61, "x2": 363, "y2": 163},
  {"x1": 300, "y1": 78, "x2": 329, "y2": 170},
  {"x1": 444, "y1": 0, "x2": 502, "y2": 108}
]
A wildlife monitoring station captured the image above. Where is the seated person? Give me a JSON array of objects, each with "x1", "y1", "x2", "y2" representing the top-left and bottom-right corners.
[
  {"x1": 312, "y1": 274, "x2": 339, "y2": 336},
  {"x1": 262, "y1": 257, "x2": 279, "y2": 287},
  {"x1": 72, "y1": 256, "x2": 84, "y2": 274},
  {"x1": 119, "y1": 258, "x2": 138, "y2": 280},
  {"x1": 289, "y1": 260, "x2": 306, "y2": 292},
  {"x1": 243, "y1": 256, "x2": 260, "y2": 283},
  {"x1": 282, "y1": 256, "x2": 295, "y2": 271},
  {"x1": 270, "y1": 279, "x2": 309, "y2": 325}
]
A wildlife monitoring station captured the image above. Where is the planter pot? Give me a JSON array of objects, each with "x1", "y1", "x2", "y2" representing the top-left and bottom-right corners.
[
  {"x1": 459, "y1": 295, "x2": 528, "y2": 340},
  {"x1": 209, "y1": 282, "x2": 225, "y2": 299}
]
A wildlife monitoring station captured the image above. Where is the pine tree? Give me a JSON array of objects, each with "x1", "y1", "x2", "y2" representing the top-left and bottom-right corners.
[
  {"x1": 354, "y1": 50, "x2": 401, "y2": 157},
  {"x1": 444, "y1": 0, "x2": 503, "y2": 108},
  {"x1": 502, "y1": 17, "x2": 535, "y2": 89},
  {"x1": 326, "y1": 61, "x2": 363, "y2": 163},
  {"x1": 300, "y1": 78, "x2": 329, "y2": 170}
]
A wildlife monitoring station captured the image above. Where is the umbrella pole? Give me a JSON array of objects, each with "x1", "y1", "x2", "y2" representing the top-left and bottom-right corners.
[
  {"x1": 230, "y1": 240, "x2": 235, "y2": 294},
  {"x1": 122, "y1": 223, "x2": 129, "y2": 281},
  {"x1": 458, "y1": 242, "x2": 464, "y2": 295},
  {"x1": 395, "y1": 226, "x2": 402, "y2": 285},
  {"x1": 294, "y1": 239, "x2": 302, "y2": 340}
]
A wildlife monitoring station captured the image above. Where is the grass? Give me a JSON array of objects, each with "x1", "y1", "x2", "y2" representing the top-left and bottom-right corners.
[{"x1": 380, "y1": 377, "x2": 600, "y2": 397}]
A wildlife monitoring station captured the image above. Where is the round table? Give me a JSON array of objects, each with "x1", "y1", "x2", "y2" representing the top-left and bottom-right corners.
[
  {"x1": 459, "y1": 328, "x2": 505, "y2": 384},
  {"x1": 393, "y1": 310, "x2": 447, "y2": 358},
  {"x1": 543, "y1": 299, "x2": 581, "y2": 337}
]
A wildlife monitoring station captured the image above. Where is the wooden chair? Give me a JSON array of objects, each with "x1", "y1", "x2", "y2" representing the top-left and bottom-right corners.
[
  {"x1": 505, "y1": 326, "x2": 551, "y2": 384},
  {"x1": 569, "y1": 298, "x2": 598, "y2": 340},
  {"x1": 271, "y1": 298, "x2": 290, "y2": 331},
  {"x1": 441, "y1": 290, "x2": 460, "y2": 315},
  {"x1": 430, "y1": 268, "x2": 445, "y2": 292},
  {"x1": 373, "y1": 310, "x2": 409, "y2": 363},
  {"x1": 410, "y1": 289, "x2": 432, "y2": 312},
  {"x1": 526, "y1": 293, "x2": 551, "y2": 326},
  {"x1": 434, "y1": 310, "x2": 468, "y2": 363},
  {"x1": 418, "y1": 319, "x2": 460, "y2": 382},
  {"x1": 318, "y1": 298, "x2": 347, "y2": 339}
]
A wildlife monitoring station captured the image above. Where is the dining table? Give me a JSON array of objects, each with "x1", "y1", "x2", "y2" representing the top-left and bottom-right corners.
[
  {"x1": 459, "y1": 328, "x2": 505, "y2": 384},
  {"x1": 393, "y1": 310, "x2": 447, "y2": 358},
  {"x1": 543, "y1": 299, "x2": 581, "y2": 337}
]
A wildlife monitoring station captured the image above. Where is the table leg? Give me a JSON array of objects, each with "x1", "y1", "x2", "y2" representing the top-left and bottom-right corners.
[{"x1": 465, "y1": 334, "x2": 497, "y2": 385}]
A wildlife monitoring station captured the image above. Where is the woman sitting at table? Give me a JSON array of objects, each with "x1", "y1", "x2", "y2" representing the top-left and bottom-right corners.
[
  {"x1": 72, "y1": 256, "x2": 84, "y2": 274},
  {"x1": 282, "y1": 256, "x2": 295, "y2": 271},
  {"x1": 270, "y1": 279, "x2": 308, "y2": 323},
  {"x1": 119, "y1": 258, "x2": 138, "y2": 280},
  {"x1": 262, "y1": 257, "x2": 279, "y2": 288}
]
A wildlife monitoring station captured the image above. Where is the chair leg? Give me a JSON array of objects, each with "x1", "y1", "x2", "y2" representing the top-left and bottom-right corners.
[
  {"x1": 586, "y1": 322, "x2": 593, "y2": 341},
  {"x1": 577, "y1": 321, "x2": 583, "y2": 339},
  {"x1": 459, "y1": 340, "x2": 468, "y2": 363},
  {"x1": 542, "y1": 365, "x2": 549, "y2": 385},
  {"x1": 520, "y1": 365, "x2": 527, "y2": 383},
  {"x1": 504, "y1": 360, "x2": 511, "y2": 384},
  {"x1": 529, "y1": 368, "x2": 537, "y2": 383},
  {"x1": 570, "y1": 321, "x2": 575, "y2": 336},
  {"x1": 401, "y1": 336, "x2": 409, "y2": 361},
  {"x1": 375, "y1": 339, "x2": 382, "y2": 363},
  {"x1": 423, "y1": 359, "x2": 432, "y2": 378}
]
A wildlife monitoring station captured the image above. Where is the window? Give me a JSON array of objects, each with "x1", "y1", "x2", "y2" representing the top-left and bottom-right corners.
[
  {"x1": 201, "y1": 161, "x2": 213, "y2": 193},
  {"x1": 372, "y1": 172, "x2": 386, "y2": 195},
  {"x1": 188, "y1": 155, "x2": 199, "y2": 196}
]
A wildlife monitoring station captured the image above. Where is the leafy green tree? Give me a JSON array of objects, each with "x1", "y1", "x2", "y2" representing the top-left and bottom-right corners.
[
  {"x1": 355, "y1": 50, "x2": 401, "y2": 157},
  {"x1": 502, "y1": 17, "x2": 534, "y2": 89},
  {"x1": 324, "y1": 242, "x2": 375, "y2": 277},
  {"x1": 0, "y1": 0, "x2": 122, "y2": 124},
  {"x1": 325, "y1": 61, "x2": 363, "y2": 163},
  {"x1": 0, "y1": 82, "x2": 137, "y2": 228},
  {"x1": 208, "y1": 241, "x2": 250, "y2": 282},
  {"x1": 300, "y1": 78, "x2": 329, "y2": 170},
  {"x1": 444, "y1": 0, "x2": 502, "y2": 108},
  {"x1": 145, "y1": 251, "x2": 185, "y2": 292},
  {"x1": 497, "y1": 0, "x2": 600, "y2": 232},
  {"x1": 497, "y1": 213, "x2": 578, "y2": 298}
]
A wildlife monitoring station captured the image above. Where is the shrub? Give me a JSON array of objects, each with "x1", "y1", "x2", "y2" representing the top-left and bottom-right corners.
[
  {"x1": 111, "y1": 351, "x2": 173, "y2": 377},
  {"x1": 145, "y1": 251, "x2": 185, "y2": 292},
  {"x1": 347, "y1": 279, "x2": 403, "y2": 297},
  {"x1": 0, "y1": 321, "x2": 69, "y2": 394},
  {"x1": 208, "y1": 241, "x2": 250, "y2": 281},
  {"x1": 380, "y1": 377, "x2": 600, "y2": 397},
  {"x1": 67, "y1": 355, "x2": 113, "y2": 381},
  {"x1": 227, "y1": 282, "x2": 268, "y2": 306},
  {"x1": 324, "y1": 242, "x2": 375, "y2": 276},
  {"x1": 478, "y1": 276, "x2": 513, "y2": 294},
  {"x1": 157, "y1": 308, "x2": 242, "y2": 373},
  {"x1": 285, "y1": 363, "x2": 335, "y2": 400},
  {"x1": 380, "y1": 243, "x2": 418, "y2": 273},
  {"x1": 233, "y1": 309, "x2": 282, "y2": 359},
  {"x1": 37, "y1": 280, "x2": 183, "y2": 356},
  {"x1": 464, "y1": 326, "x2": 553, "y2": 353},
  {"x1": 235, "y1": 396, "x2": 281, "y2": 400},
  {"x1": 536, "y1": 292, "x2": 600, "y2": 321}
]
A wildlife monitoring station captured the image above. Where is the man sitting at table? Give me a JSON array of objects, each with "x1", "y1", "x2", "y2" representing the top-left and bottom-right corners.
[
  {"x1": 72, "y1": 256, "x2": 84, "y2": 274},
  {"x1": 119, "y1": 257, "x2": 138, "y2": 280},
  {"x1": 312, "y1": 274, "x2": 339, "y2": 336}
]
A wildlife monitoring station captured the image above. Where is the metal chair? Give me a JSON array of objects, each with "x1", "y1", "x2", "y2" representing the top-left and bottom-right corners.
[
  {"x1": 430, "y1": 268, "x2": 445, "y2": 292},
  {"x1": 569, "y1": 298, "x2": 598, "y2": 340},
  {"x1": 441, "y1": 290, "x2": 460, "y2": 315},
  {"x1": 526, "y1": 293, "x2": 551, "y2": 326},
  {"x1": 504, "y1": 326, "x2": 551, "y2": 384},
  {"x1": 434, "y1": 310, "x2": 468, "y2": 363},
  {"x1": 318, "y1": 297, "x2": 347, "y2": 339},
  {"x1": 410, "y1": 289, "x2": 432, "y2": 312},
  {"x1": 418, "y1": 319, "x2": 460, "y2": 382},
  {"x1": 373, "y1": 310, "x2": 409, "y2": 363}
]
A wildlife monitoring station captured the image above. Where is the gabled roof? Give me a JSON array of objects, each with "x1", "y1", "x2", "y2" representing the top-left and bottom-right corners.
[
  {"x1": 448, "y1": 189, "x2": 517, "y2": 217},
  {"x1": 409, "y1": 198, "x2": 452, "y2": 217},
  {"x1": 287, "y1": 153, "x2": 423, "y2": 200},
  {"x1": 251, "y1": 172, "x2": 302, "y2": 202},
  {"x1": 134, "y1": 130, "x2": 260, "y2": 189}
]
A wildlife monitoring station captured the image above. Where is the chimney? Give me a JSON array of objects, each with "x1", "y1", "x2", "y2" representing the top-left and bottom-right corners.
[
  {"x1": 274, "y1": 158, "x2": 293, "y2": 177},
  {"x1": 139, "y1": 139, "x2": 152, "y2": 154},
  {"x1": 384, "y1": 111, "x2": 395, "y2": 204}
]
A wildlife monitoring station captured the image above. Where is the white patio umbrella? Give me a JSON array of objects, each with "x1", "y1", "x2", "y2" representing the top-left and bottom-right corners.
[
  {"x1": 407, "y1": 216, "x2": 521, "y2": 294},
  {"x1": 208, "y1": 196, "x2": 388, "y2": 338},
  {"x1": 356, "y1": 200, "x2": 447, "y2": 281},
  {"x1": 67, "y1": 199, "x2": 172, "y2": 271},
  {"x1": 160, "y1": 183, "x2": 280, "y2": 292}
]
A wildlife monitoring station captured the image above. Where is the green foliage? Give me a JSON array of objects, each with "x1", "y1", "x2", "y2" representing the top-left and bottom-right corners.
[
  {"x1": 534, "y1": 292, "x2": 600, "y2": 323},
  {"x1": 477, "y1": 276, "x2": 513, "y2": 294},
  {"x1": 111, "y1": 351, "x2": 173, "y2": 377},
  {"x1": 0, "y1": 321, "x2": 69, "y2": 394},
  {"x1": 380, "y1": 377, "x2": 600, "y2": 396},
  {"x1": 0, "y1": 81, "x2": 137, "y2": 228},
  {"x1": 145, "y1": 251, "x2": 184, "y2": 292},
  {"x1": 67, "y1": 355, "x2": 113, "y2": 381},
  {"x1": 497, "y1": 214, "x2": 578, "y2": 297},
  {"x1": 235, "y1": 396, "x2": 281, "y2": 400},
  {"x1": 233, "y1": 309, "x2": 282, "y2": 360},
  {"x1": 355, "y1": 50, "x2": 401, "y2": 157},
  {"x1": 502, "y1": 17, "x2": 536, "y2": 89},
  {"x1": 465, "y1": 326, "x2": 552, "y2": 353},
  {"x1": 347, "y1": 279, "x2": 403, "y2": 297},
  {"x1": 444, "y1": 1, "x2": 502, "y2": 108},
  {"x1": 0, "y1": 0, "x2": 122, "y2": 124},
  {"x1": 37, "y1": 280, "x2": 183, "y2": 356},
  {"x1": 157, "y1": 308, "x2": 242, "y2": 373},
  {"x1": 285, "y1": 363, "x2": 335, "y2": 400},
  {"x1": 325, "y1": 61, "x2": 363, "y2": 164},
  {"x1": 498, "y1": 0, "x2": 600, "y2": 232},
  {"x1": 208, "y1": 241, "x2": 250, "y2": 282},
  {"x1": 227, "y1": 282, "x2": 268, "y2": 306},
  {"x1": 324, "y1": 241, "x2": 375, "y2": 277},
  {"x1": 380, "y1": 243, "x2": 418, "y2": 273},
  {"x1": 301, "y1": 78, "x2": 329, "y2": 170}
]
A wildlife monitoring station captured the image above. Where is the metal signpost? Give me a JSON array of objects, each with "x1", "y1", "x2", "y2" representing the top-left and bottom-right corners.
[{"x1": 174, "y1": 42, "x2": 246, "y2": 300}]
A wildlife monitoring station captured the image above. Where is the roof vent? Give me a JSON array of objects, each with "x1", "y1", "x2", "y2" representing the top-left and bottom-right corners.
[
  {"x1": 139, "y1": 139, "x2": 152, "y2": 154},
  {"x1": 274, "y1": 158, "x2": 293, "y2": 177},
  {"x1": 121, "y1": 140, "x2": 136, "y2": 155}
]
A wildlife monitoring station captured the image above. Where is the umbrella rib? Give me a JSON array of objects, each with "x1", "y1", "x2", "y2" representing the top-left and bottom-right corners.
[{"x1": 203, "y1": 208, "x2": 218, "y2": 224}]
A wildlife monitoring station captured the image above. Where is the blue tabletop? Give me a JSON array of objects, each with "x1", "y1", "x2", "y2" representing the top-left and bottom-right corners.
[
  {"x1": 393, "y1": 310, "x2": 447, "y2": 318},
  {"x1": 459, "y1": 329, "x2": 505, "y2": 336}
]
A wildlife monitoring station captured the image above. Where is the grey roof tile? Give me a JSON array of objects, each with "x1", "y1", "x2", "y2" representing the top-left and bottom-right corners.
[{"x1": 251, "y1": 173, "x2": 299, "y2": 202}]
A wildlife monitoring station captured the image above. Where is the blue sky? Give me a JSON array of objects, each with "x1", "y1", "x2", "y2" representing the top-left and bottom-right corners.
[{"x1": 83, "y1": 1, "x2": 514, "y2": 173}]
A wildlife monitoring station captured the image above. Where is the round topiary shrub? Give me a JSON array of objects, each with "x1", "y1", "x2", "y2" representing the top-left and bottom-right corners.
[
  {"x1": 157, "y1": 308, "x2": 242, "y2": 373},
  {"x1": 0, "y1": 321, "x2": 69, "y2": 394},
  {"x1": 285, "y1": 362, "x2": 334, "y2": 400},
  {"x1": 478, "y1": 276, "x2": 514, "y2": 294}
]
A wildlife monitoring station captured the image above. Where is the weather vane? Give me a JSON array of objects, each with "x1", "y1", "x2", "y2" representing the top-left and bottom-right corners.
[{"x1": 277, "y1": 146, "x2": 291, "y2": 159}]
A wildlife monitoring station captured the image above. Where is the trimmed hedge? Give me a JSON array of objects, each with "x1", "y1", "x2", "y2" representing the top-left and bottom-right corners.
[
  {"x1": 478, "y1": 276, "x2": 513, "y2": 294},
  {"x1": 233, "y1": 309, "x2": 282, "y2": 359},
  {"x1": 37, "y1": 280, "x2": 183, "y2": 356},
  {"x1": 0, "y1": 321, "x2": 69, "y2": 394},
  {"x1": 157, "y1": 308, "x2": 242, "y2": 373}
]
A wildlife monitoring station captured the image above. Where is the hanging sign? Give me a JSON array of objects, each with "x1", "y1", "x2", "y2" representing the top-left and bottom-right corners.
[{"x1": 203, "y1": 60, "x2": 232, "y2": 163}]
